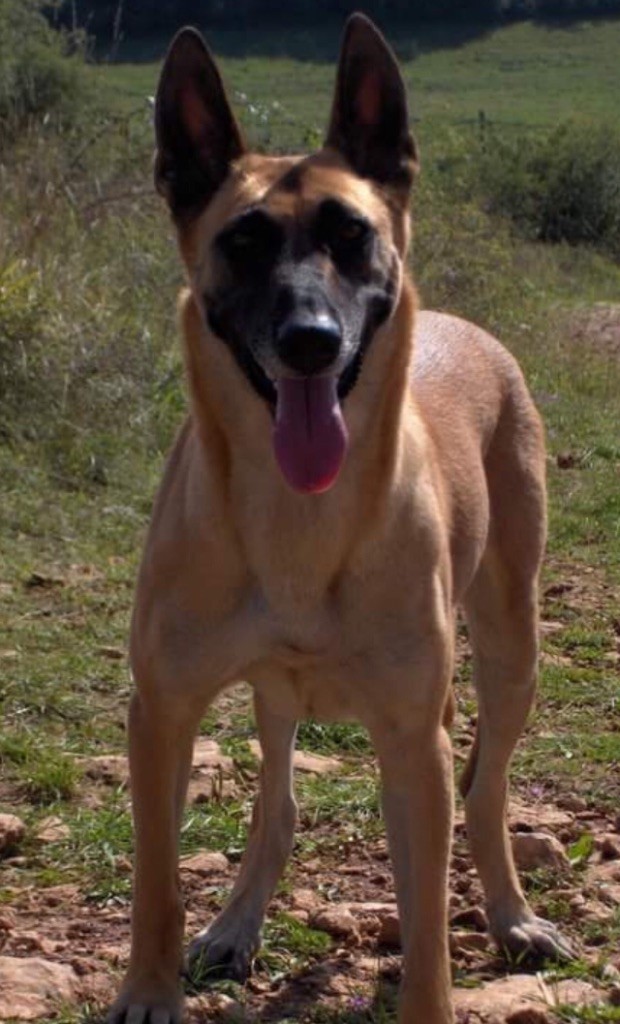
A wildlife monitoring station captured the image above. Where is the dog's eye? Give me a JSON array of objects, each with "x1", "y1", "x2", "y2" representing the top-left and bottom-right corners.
[
  {"x1": 337, "y1": 218, "x2": 369, "y2": 244},
  {"x1": 217, "y1": 212, "x2": 283, "y2": 266}
]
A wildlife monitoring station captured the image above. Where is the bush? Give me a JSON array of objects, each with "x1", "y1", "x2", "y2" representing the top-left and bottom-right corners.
[
  {"x1": 0, "y1": 0, "x2": 88, "y2": 134},
  {"x1": 473, "y1": 120, "x2": 620, "y2": 258}
]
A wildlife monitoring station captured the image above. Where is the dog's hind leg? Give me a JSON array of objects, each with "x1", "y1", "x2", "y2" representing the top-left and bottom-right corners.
[
  {"x1": 188, "y1": 693, "x2": 298, "y2": 983},
  {"x1": 462, "y1": 425, "x2": 573, "y2": 962}
]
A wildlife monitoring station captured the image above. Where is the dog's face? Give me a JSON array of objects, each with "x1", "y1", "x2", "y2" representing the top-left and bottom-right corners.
[{"x1": 155, "y1": 15, "x2": 417, "y2": 493}]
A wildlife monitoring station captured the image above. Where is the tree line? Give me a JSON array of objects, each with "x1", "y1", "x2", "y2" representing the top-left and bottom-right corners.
[{"x1": 48, "y1": 0, "x2": 620, "y2": 42}]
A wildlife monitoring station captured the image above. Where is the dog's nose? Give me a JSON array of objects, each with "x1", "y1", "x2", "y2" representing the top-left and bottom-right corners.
[{"x1": 275, "y1": 313, "x2": 342, "y2": 375}]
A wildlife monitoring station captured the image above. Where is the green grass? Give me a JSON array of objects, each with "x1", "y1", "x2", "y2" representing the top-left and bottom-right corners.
[{"x1": 93, "y1": 19, "x2": 620, "y2": 150}]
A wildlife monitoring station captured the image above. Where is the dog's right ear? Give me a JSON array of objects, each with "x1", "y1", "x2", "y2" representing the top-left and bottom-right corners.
[{"x1": 154, "y1": 28, "x2": 245, "y2": 218}]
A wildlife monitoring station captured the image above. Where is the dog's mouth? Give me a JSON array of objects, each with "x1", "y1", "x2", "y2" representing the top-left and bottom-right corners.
[
  {"x1": 273, "y1": 376, "x2": 348, "y2": 494},
  {"x1": 242, "y1": 347, "x2": 369, "y2": 495}
]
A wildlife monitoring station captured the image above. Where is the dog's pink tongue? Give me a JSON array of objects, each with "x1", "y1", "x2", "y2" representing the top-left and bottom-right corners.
[{"x1": 273, "y1": 377, "x2": 348, "y2": 494}]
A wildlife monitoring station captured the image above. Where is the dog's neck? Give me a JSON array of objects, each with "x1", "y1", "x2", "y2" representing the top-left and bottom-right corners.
[{"x1": 179, "y1": 278, "x2": 419, "y2": 595}]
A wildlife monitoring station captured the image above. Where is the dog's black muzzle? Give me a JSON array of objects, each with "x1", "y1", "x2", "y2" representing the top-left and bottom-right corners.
[{"x1": 275, "y1": 310, "x2": 342, "y2": 376}]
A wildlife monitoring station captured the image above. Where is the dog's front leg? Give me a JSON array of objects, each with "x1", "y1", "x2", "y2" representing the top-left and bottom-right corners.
[
  {"x1": 371, "y1": 710, "x2": 454, "y2": 1024},
  {"x1": 108, "y1": 688, "x2": 205, "y2": 1024}
]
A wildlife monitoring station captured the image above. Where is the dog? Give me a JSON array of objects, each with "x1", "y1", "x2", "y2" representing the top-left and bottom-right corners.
[{"x1": 107, "y1": 14, "x2": 572, "y2": 1024}]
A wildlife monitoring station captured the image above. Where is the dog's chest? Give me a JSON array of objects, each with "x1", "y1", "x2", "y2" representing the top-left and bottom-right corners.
[{"x1": 238, "y1": 579, "x2": 358, "y2": 719}]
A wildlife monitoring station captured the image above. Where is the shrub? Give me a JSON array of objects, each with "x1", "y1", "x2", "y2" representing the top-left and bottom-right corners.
[
  {"x1": 473, "y1": 120, "x2": 620, "y2": 258},
  {"x1": 0, "y1": 0, "x2": 88, "y2": 134}
]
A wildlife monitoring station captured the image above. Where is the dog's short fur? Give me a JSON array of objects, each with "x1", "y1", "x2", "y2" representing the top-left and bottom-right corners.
[{"x1": 108, "y1": 16, "x2": 572, "y2": 1024}]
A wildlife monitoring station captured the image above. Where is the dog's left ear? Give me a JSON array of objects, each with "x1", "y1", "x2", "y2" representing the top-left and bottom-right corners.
[
  {"x1": 154, "y1": 27, "x2": 245, "y2": 218},
  {"x1": 326, "y1": 13, "x2": 418, "y2": 192}
]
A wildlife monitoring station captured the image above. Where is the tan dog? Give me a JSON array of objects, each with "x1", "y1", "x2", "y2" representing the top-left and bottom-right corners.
[{"x1": 108, "y1": 14, "x2": 572, "y2": 1024}]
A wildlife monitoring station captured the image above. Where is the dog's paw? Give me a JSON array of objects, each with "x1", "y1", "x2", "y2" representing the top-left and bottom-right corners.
[
  {"x1": 106, "y1": 982, "x2": 183, "y2": 1024},
  {"x1": 186, "y1": 924, "x2": 260, "y2": 986},
  {"x1": 494, "y1": 914, "x2": 575, "y2": 964}
]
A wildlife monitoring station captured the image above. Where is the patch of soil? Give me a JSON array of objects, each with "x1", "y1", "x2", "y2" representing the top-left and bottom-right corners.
[{"x1": 566, "y1": 302, "x2": 620, "y2": 360}]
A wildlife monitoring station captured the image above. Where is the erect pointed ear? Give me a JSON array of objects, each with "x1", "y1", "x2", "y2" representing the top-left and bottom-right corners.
[
  {"x1": 154, "y1": 27, "x2": 245, "y2": 218},
  {"x1": 325, "y1": 14, "x2": 418, "y2": 192}
]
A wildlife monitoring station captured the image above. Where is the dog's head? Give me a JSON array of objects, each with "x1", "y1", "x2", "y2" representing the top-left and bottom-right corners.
[{"x1": 155, "y1": 14, "x2": 417, "y2": 494}]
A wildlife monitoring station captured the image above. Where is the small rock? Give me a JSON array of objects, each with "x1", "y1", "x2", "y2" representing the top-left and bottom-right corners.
[
  {"x1": 187, "y1": 777, "x2": 236, "y2": 804},
  {"x1": 291, "y1": 889, "x2": 319, "y2": 913},
  {"x1": 210, "y1": 992, "x2": 246, "y2": 1021},
  {"x1": 42, "y1": 884, "x2": 80, "y2": 907},
  {"x1": 602, "y1": 963, "x2": 620, "y2": 981},
  {"x1": 454, "y1": 875, "x2": 472, "y2": 895},
  {"x1": 249, "y1": 740, "x2": 341, "y2": 775},
  {"x1": 309, "y1": 907, "x2": 360, "y2": 941},
  {"x1": 25, "y1": 571, "x2": 65, "y2": 589},
  {"x1": 377, "y1": 913, "x2": 400, "y2": 947},
  {"x1": 511, "y1": 832, "x2": 570, "y2": 871},
  {"x1": 600, "y1": 835, "x2": 620, "y2": 860},
  {"x1": 609, "y1": 983, "x2": 620, "y2": 1006},
  {"x1": 179, "y1": 851, "x2": 229, "y2": 876},
  {"x1": 36, "y1": 817, "x2": 70, "y2": 844},
  {"x1": 557, "y1": 794, "x2": 587, "y2": 812},
  {"x1": 0, "y1": 909, "x2": 17, "y2": 932},
  {"x1": 192, "y1": 738, "x2": 234, "y2": 772},
  {"x1": 13, "y1": 932, "x2": 56, "y2": 956},
  {"x1": 97, "y1": 646, "x2": 125, "y2": 660},
  {"x1": 85, "y1": 755, "x2": 129, "y2": 786},
  {"x1": 0, "y1": 956, "x2": 79, "y2": 1020},
  {"x1": 0, "y1": 814, "x2": 26, "y2": 856},
  {"x1": 506, "y1": 1010, "x2": 551, "y2": 1024},
  {"x1": 583, "y1": 900, "x2": 613, "y2": 923},
  {"x1": 454, "y1": 974, "x2": 598, "y2": 1020},
  {"x1": 450, "y1": 929, "x2": 488, "y2": 954},
  {"x1": 509, "y1": 801, "x2": 573, "y2": 830},
  {"x1": 450, "y1": 905, "x2": 488, "y2": 932}
]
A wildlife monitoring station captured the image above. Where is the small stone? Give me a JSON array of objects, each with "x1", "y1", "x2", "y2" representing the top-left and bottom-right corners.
[
  {"x1": 377, "y1": 912, "x2": 400, "y2": 947},
  {"x1": 450, "y1": 905, "x2": 488, "y2": 932},
  {"x1": 609, "y1": 983, "x2": 620, "y2": 1006},
  {"x1": 13, "y1": 932, "x2": 56, "y2": 956},
  {"x1": 506, "y1": 1009, "x2": 551, "y2": 1024},
  {"x1": 583, "y1": 900, "x2": 613, "y2": 923},
  {"x1": 187, "y1": 777, "x2": 236, "y2": 804},
  {"x1": 0, "y1": 956, "x2": 79, "y2": 1019},
  {"x1": 97, "y1": 646, "x2": 125, "y2": 660},
  {"x1": 210, "y1": 992, "x2": 246, "y2": 1021},
  {"x1": 291, "y1": 889, "x2": 319, "y2": 913},
  {"x1": 0, "y1": 909, "x2": 17, "y2": 932},
  {"x1": 557, "y1": 795, "x2": 587, "y2": 813},
  {"x1": 309, "y1": 907, "x2": 360, "y2": 941},
  {"x1": 601, "y1": 835, "x2": 620, "y2": 860},
  {"x1": 454, "y1": 974, "x2": 598, "y2": 1020},
  {"x1": 85, "y1": 755, "x2": 128, "y2": 786},
  {"x1": 0, "y1": 814, "x2": 26, "y2": 855},
  {"x1": 179, "y1": 851, "x2": 229, "y2": 876},
  {"x1": 249, "y1": 740, "x2": 341, "y2": 775},
  {"x1": 450, "y1": 929, "x2": 488, "y2": 954},
  {"x1": 602, "y1": 963, "x2": 620, "y2": 981},
  {"x1": 192, "y1": 738, "x2": 234, "y2": 772},
  {"x1": 511, "y1": 832, "x2": 570, "y2": 871},
  {"x1": 454, "y1": 875, "x2": 472, "y2": 895},
  {"x1": 36, "y1": 816, "x2": 70, "y2": 844}
]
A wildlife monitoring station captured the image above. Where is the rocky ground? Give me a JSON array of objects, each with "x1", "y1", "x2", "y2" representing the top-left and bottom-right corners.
[{"x1": 1, "y1": 727, "x2": 620, "y2": 1024}]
